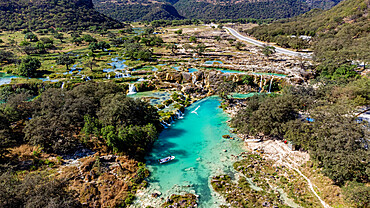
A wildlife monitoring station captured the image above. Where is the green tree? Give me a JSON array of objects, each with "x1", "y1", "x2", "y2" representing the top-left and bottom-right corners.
[
  {"x1": 72, "y1": 37, "x2": 83, "y2": 46},
  {"x1": 262, "y1": 45, "x2": 276, "y2": 57},
  {"x1": 174, "y1": 29, "x2": 182, "y2": 35},
  {"x1": 0, "y1": 50, "x2": 15, "y2": 64},
  {"x1": 123, "y1": 43, "x2": 152, "y2": 61},
  {"x1": 97, "y1": 94, "x2": 159, "y2": 128},
  {"x1": 231, "y1": 94, "x2": 298, "y2": 137},
  {"x1": 89, "y1": 42, "x2": 99, "y2": 52},
  {"x1": 242, "y1": 75, "x2": 255, "y2": 86},
  {"x1": 56, "y1": 54, "x2": 75, "y2": 70},
  {"x1": 343, "y1": 181, "x2": 370, "y2": 208},
  {"x1": 235, "y1": 41, "x2": 245, "y2": 50},
  {"x1": 0, "y1": 172, "x2": 81, "y2": 207},
  {"x1": 217, "y1": 81, "x2": 236, "y2": 100},
  {"x1": 189, "y1": 36, "x2": 197, "y2": 43},
  {"x1": 0, "y1": 110, "x2": 14, "y2": 161},
  {"x1": 97, "y1": 41, "x2": 110, "y2": 51},
  {"x1": 24, "y1": 32, "x2": 38, "y2": 42},
  {"x1": 53, "y1": 33, "x2": 64, "y2": 43},
  {"x1": 84, "y1": 59, "x2": 99, "y2": 71},
  {"x1": 166, "y1": 43, "x2": 178, "y2": 55},
  {"x1": 194, "y1": 43, "x2": 206, "y2": 55},
  {"x1": 16, "y1": 56, "x2": 41, "y2": 77},
  {"x1": 83, "y1": 34, "x2": 97, "y2": 43}
]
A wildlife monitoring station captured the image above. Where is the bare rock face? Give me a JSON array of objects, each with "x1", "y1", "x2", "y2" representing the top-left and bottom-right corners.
[
  {"x1": 166, "y1": 72, "x2": 182, "y2": 83},
  {"x1": 181, "y1": 72, "x2": 192, "y2": 83},
  {"x1": 154, "y1": 71, "x2": 167, "y2": 81}
]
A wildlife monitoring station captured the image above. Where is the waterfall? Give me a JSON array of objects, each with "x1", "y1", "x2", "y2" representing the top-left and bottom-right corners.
[
  {"x1": 175, "y1": 110, "x2": 184, "y2": 119},
  {"x1": 115, "y1": 71, "x2": 131, "y2": 78},
  {"x1": 61, "y1": 82, "x2": 65, "y2": 89},
  {"x1": 192, "y1": 73, "x2": 197, "y2": 84},
  {"x1": 268, "y1": 77, "x2": 274, "y2": 93},
  {"x1": 259, "y1": 75, "x2": 263, "y2": 93},
  {"x1": 127, "y1": 84, "x2": 137, "y2": 95},
  {"x1": 161, "y1": 121, "x2": 171, "y2": 128}
]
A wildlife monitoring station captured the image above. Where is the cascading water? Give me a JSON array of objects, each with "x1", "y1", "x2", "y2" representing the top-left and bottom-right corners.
[
  {"x1": 61, "y1": 82, "x2": 65, "y2": 89},
  {"x1": 175, "y1": 110, "x2": 184, "y2": 119},
  {"x1": 127, "y1": 84, "x2": 137, "y2": 95},
  {"x1": 268, "y1": 77, "x2": 274, "y2": 93}
]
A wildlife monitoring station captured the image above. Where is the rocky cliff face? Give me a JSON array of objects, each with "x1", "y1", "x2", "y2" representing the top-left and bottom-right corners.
[{"x1": 153, "y1": 70, "x2": 285, "y2": 94}]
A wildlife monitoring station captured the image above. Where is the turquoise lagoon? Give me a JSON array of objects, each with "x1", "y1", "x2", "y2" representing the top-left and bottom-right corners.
[
  {"x1": 204, "y1": 60, "x2": 223, "y2": 65},
  {"x1": 0, "y1": 72, "x2": 20, "y2": 86},
  {"x1": 139, "y1": 97, "x2": 245, "y2": 207}
]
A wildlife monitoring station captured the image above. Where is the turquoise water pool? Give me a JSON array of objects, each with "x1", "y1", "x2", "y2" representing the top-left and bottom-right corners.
[
  {"x1": 204, "y1": 60, "x2": 223, "y2": 65},
  {"x1": 0, "y1": 73, "x2": 20, "y2": 86},
  {"x1": 140, "y1": 97, "x2": 244, "y2": 207},
  {"x1": 251, "y1": 72, "x2": 287, "y2": 77},
  {"x1": 188, "y1": 68, "x2": 198, "y2": 73},
  {"x1": 231, "y1": 92, "x2": 259, "y2": 99},
  {"x1": 128, "y1": 91, "x2": 173, "y2": 106}
]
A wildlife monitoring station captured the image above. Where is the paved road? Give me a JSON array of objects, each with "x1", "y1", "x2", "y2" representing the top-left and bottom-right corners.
[{"x1": 225, "y1": 27, "x2": 313, "y2": 59}]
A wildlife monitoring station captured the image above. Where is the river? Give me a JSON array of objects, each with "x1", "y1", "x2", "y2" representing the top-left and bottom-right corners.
[{"x1": 136, "y1": 96, "x2": 245, "y2": 207}]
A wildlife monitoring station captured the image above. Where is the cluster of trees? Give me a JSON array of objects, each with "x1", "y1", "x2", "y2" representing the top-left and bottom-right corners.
[
  {"x1": 247, "y1": 0, "x2": 369, "y2": 66},
  {"x1": 123, "y1": 43, "x2": 154, "y2": 61},
  {"x1": 230, "y1": 78, "x2": 370, "y2": 206},
  {"x1": 0, "y1": 0, "x2": 123, "y2": 31},
  {"x1": 93, "y1": 0, "x2": 183, "y2": 22},
  {"x1": 19, "y1": 31, "x2": 56, "y2": 55},
  {"x1": 0, "y1": 82, "x2": 160, "y2": 160},
  {"x1": 0, "y1": 172, "x2": 80, "y2": 207},
  {"x1": 15, "y1": 56, "x2": 41, "y2": 77},
  {"x1": 94, "y1": 0, "x2": 331, "y2": 22},
  {"x1": 173, "y1": 0, "x2": 310, "y2": 20}
]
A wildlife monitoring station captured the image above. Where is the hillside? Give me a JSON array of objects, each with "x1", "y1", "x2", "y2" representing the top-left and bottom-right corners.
[
  {"x1": 246, "y1": 0, "x2": 370, "y2": 64},
  {"x1": 0, "y1": 0, "x2": 123, "y2": 31},
  {"x1": 93, "y1": 0, "x2": 344, "y2": 22},
  {"x1": 93, "y1": 0, "x2": 183, "y2": 22}
]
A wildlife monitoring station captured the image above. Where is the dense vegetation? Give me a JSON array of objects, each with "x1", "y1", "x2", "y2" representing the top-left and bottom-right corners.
[
  {"x1": 0, "y1": 0, "x2": 123, "y2": 31},
  {"x1": 231, "y1": 77, "x2": 370, "y2": 206},
  {"x1": 174, "y1": 0, "x2": 309, "y2": 20},
  {"x1": 0, "y1": 82, "x2": 160, "y2": 159},
  {"x1": 93, "y1": 0, "x2": 183, "y2": 22},
  {"x1": 92, "y1": 0, "x2": 342, "y2": 22},
  {"x1": 0, "y1": 172, "x2": 81, "y2": 207},
  {"x1": 246, "y1": 0, "x2": 369, "y2": 66}
]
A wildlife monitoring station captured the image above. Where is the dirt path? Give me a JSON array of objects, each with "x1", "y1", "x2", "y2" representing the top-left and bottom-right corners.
[{"x1": 247, "y1": 140, "x2": 331, "y2": 208}]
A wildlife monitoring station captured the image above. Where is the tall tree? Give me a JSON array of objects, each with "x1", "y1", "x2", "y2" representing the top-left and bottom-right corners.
[
  {"x1": 56, "y1": 54, "x2": 75, "y2": 70},
  {"x1": 16, "y1": 56, "x2": 41, "y2": 77}
]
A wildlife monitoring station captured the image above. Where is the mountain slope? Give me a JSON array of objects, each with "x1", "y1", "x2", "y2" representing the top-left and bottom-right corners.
[
  {"x1": 93, "y1": 0, "x2": 183, "y2": 22},
  {"x1": 0, "y1": 0, "x2": 123, "y2": 31},
  {"x1": 93, "y1": 0, "x2": 344, "y2": 22},
  {"x1": 247, "y1": 0, "x2": 369, "y2": 63},
  {"x1": 173, "y1": 0, "x2": 309, "y2": 20}
]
